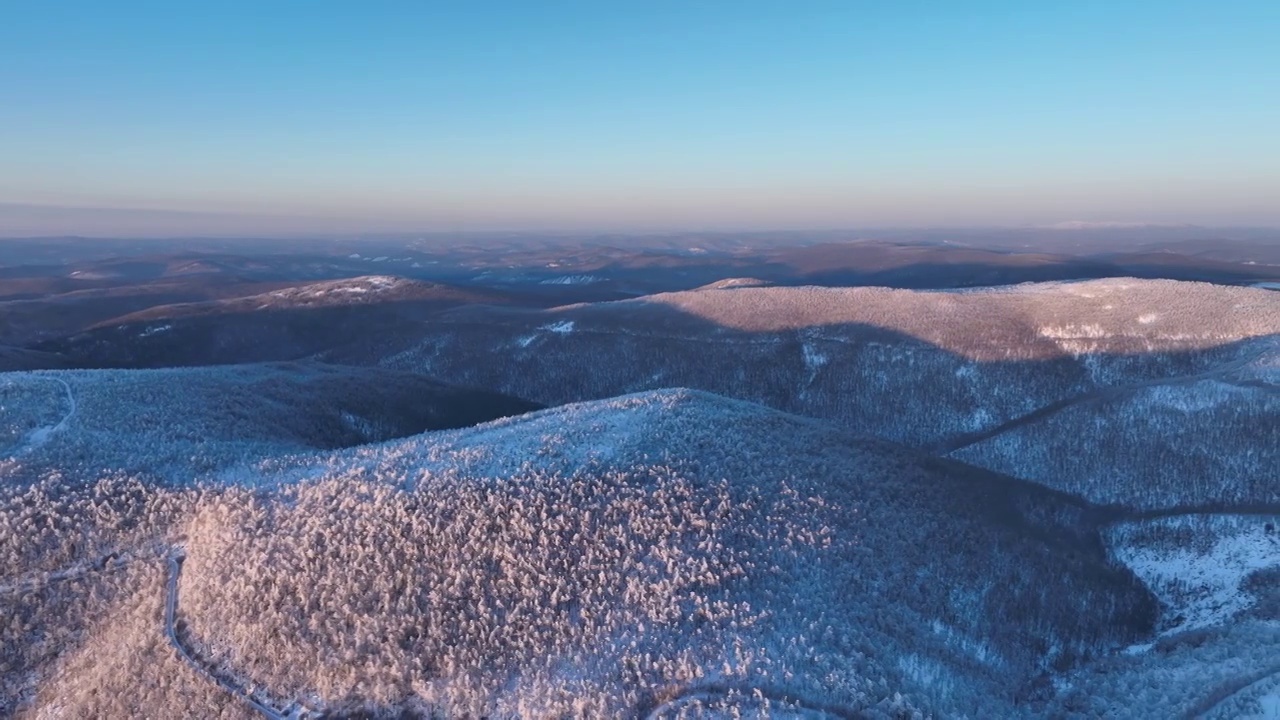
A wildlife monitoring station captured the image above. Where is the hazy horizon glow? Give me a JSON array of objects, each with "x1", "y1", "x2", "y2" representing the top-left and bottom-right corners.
[{"x1": 3, "y1": 2, "x2": 1279, "y2": 236}]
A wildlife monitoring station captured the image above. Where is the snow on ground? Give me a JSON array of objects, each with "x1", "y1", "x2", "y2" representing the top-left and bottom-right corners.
[
  {"x1": 340, "y1": 411, "x2": 378, "y2": 441},
  {"x1": 801, "y1": 342, "x2": 827, "y2": 373},
  {"x1": 1038, "y1": 323, "x2": 1108, "y2": 340},
  {"x1": 700, "y1": 277, "x2": 771, "y2": 289},
  {"x1": 392, "y1": 390, "x2": 684, "y2": 480},
  {"x1": 540, "y1": 319, "x2": 575, "y2": 334},
  {"x1": 0, "y1": 375, "x2": 76, "y2": 456},
  {"x1": 1140, "y1": 379, "x2": 1253, "y2": 413},
  {"x1": 798, "y1": 339, "x2": 829, "y2": 394},
  {"x1": 539, "y1": 275, "x2": 602, "y2": 285},
  {"x1": 1203, "y1": 669, "x2": 1280, "y2": 720},
  {"x1": 1108, "y1": 515, "x2": 1280, "y2": 634},
  {"x1": 1248, "y1": 683, "x2": 1280, "y2": 719},
  {"x1": 511, "y1": 319, "x2": 578, "y2": 348},
  {"x1": 929, "y1": 619, "x2": 1000, "y2": 667},
  {"x1": 1260, "y1": 690, "x2": 1280, "y2": 719},
  {"x1": 139, "y1": 324, "x2": 172, "y2": 337},
  {"x1": 266, "y1": 275, "x2": 405, "y2": 301}
]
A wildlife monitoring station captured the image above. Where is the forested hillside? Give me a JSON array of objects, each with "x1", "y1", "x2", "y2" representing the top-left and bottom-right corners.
[
  {"x1": 2, "y1": 273, "x2": 1275, "y2": 718},
  {"x1": 1, "y1": 363, "x2": 538, "y2": 485},
  {"x1": 378, "y1": 279, "x2": 1279, "y2": 510},
  {"x1": 4, "y1": 390, "x2": 1163, "y2": 717}
]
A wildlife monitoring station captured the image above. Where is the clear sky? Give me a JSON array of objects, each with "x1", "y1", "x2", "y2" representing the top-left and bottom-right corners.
[{"x1": 2, "y1": 1, "x2": 1278, "y2": 235}]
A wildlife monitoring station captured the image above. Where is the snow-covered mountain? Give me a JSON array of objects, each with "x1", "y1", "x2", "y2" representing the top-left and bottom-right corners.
[{"x1": 0, "y1": 362, "x2": 538, "y2": 485}]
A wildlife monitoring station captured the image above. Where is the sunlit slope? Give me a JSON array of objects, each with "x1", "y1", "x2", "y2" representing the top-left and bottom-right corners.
[
  {"x1": 5, "y1": 389, "x2": 1158, "y2": 717},
  {"x1": 158, "y1": 389, "x2": 1152, "y2": 717}
]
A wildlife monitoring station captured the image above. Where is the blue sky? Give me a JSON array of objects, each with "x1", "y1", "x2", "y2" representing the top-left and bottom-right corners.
[{"x1": 2, "y1": 1, "x2": 1278, "y2": 235}]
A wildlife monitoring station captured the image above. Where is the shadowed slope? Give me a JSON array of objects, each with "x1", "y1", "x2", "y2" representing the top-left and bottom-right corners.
[
  {"x1": 0, "y1": 346, "x2": 71, "y2": 372},
  {"x1": 36, "y1": 276, "x2": 528, "y2": 369},
  {"x1": 375, "y1": 279, "x2": 1279, "y2": 510},
  {"x1": 0, "y1": 362, "x2": 539, "y2": 486},
  {"x1": 0, "y1": 277, "x2": 293, "y2": 347}
]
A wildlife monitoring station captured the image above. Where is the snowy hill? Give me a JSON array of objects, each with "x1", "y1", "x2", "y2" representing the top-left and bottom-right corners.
[
  {"x1": 0, "y1": 362, "x2": 538, "y2": 486},
  {"x1": 2, "y1": 275, "x2": 1277, "y2": 718},
  {"x1": 5, "y1": 388, "x2": 1158, "y2": 717},
  {"x1": 99, "y1": 275, "x2": 494, "y2": 319},
  {"x1": 37, "y1": 276, "x2": 522, "y2": 368}
]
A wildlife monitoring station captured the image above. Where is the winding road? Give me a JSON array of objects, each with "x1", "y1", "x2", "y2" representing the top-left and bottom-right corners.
[
  {"x1": 0, "y1": 545, "x2": 311, "y2": 717},
  {"x1": 5, "y1": 375, "x2": 77, "y2": 456},
  {"x1": 932, "y1": 345, "x2": 1275, "y2": 455},
  {"x1": 1184, "y1": 662, "x2": 1280, "y2": 719},
  {"x1": 165, "y1": 550, "x2": 316, "y2": 719}
]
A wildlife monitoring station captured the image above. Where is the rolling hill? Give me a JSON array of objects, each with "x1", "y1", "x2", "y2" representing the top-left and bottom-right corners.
[
  {"x1": 4, "y1": 389, "x2": 1160, "y2": 718},
  {"x1": 0, "y1": 361, "x2": 539, "y2": 486},
  {"x1": 2, "y1": 247, "x2": 1277, "y2": 718},
  {"x1": 373, "y1": 278, "x2": 1279, "y2": 510},
  {"x1": 0, "y1": 277, "x2": 293, "y2": 347},
  {"x1": 36, "y1": 277, "x2": 527, "y2": 368}
]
